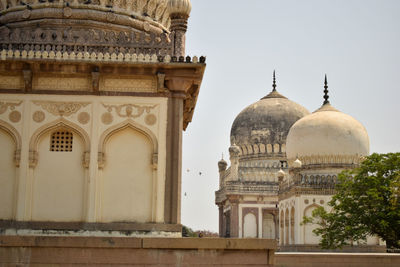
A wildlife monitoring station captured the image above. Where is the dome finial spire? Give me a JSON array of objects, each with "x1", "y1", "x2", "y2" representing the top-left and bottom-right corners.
[
  {"x1": 272, "y1": 70, "x2": 277, "y2": 92},
  {"x1": 323, "y1": 74, "x2": 330, "y2": 105}
]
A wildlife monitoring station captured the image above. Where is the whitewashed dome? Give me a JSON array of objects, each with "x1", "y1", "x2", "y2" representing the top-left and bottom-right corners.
[{"x1": 286, "y1": 77, "x2": 369, "y2": 166}]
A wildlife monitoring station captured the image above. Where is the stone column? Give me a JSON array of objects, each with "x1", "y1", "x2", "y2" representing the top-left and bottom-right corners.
[
  {"x1": 218, "y1": 204, "x2": 224, "y2": 237},
  {"x1": 164, "y1": 78, "x2": 192, "y2": 224},
  {"x1": 229, "y1": 196, "x2": 240, "y2": 237},
  {"x1": 170, "y1": 14, "x2": 189, "y2": 58}
]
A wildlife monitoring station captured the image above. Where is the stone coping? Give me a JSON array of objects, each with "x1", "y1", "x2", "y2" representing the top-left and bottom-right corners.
[
  {"x1": 0, "y1": 220, "x2": 181, "y2": 233},
  {"x1": 0, "y1": 235, "x2": 277, "y2": 250},
  {"x1": 276, "y1": 252, "x2": 399, "y2": 256}
]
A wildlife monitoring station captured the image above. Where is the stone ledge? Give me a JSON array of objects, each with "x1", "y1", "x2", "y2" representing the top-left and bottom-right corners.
[
  {"x1": 0, "y1": 220, "x2": 182, "y2": 233},
  {"x1": 0, "y1": 235, "x2": 277, "y2": 250}
]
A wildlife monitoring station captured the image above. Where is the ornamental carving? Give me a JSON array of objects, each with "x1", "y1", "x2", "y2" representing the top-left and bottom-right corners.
[
  {"x1": 0, "y1": 101, "x2": 22, "y2": 114},
  {"x1": 0, "y1": 26, "x2": 172, "y2": 56},
  {"x1": 33, "y1": 101, "x2": 90, "y2": 117},
  {"x1": 101, "y1": 112, "x2": 114, "y2": 125},
  {"x1": 78, "y1": 112, "x2": 90, "y2": 125},
  {"x1": 102, "y1": 103, "x2": 156, "y2": 119},
  {"x1": 145, "y1": 114, "x2": 157, "y2": 126},
  {"x1": 9, "y1": 111, "x2": 21, "y2": 123},
  {"x1": 32, "y1": 111, "x2": 45, "y2": 123}
]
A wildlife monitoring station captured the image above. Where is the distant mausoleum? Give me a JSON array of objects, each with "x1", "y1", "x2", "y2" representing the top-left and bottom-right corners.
[{"x1": 216, "y1": 74, "x2": 384, "y2": 250}]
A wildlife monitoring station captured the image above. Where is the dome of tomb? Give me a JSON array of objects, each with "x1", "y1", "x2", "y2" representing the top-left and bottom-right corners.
[
  {"x1": 0, "y1": 0, "x2": 191, "y2": 56},
  {"x1": 286, "y1": 77, "x2": 369, "y2": 165},
  {"x1": 230, "y1": 74, "x2": 310, "y2": 155}
]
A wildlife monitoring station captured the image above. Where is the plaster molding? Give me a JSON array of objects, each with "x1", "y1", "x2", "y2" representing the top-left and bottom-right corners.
[
  {"x1": 102, "y1": 103, "x2": 157, "y2": 119},
  {"x1": 0, "y1": 100, "x2": 22, "y2": 115},
  {"x1": 33, "y1": 101, "x2": 90, "y2": 117}
]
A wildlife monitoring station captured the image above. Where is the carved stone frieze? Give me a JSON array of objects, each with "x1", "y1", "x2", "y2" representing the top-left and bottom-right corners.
[
  {"x1": 33, "y1": 76, "x2": 90, "y2": 91},
  {"x1": 102, "y1": 103, "x2": 156, "y2": 119},
  {"x1": 0, "y1": 75, "x2": 24, "y2": 90},
  {"x1": 0, "y1": 100, "x2": 22, "y2": 114},
  {"x1": 33, "y1": 101, "x2": 90, "y2": 117},
  {"x1": 100, "y1": 77, "x2": 157, "y2": 92},
  {"x1": 0, "y1": 25, "x2": 172, "y2": 57}
]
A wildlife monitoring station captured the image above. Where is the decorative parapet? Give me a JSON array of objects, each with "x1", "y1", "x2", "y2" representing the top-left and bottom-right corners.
[{"x1": 0, "y1": 49, "x2": 206, "y2": 64}]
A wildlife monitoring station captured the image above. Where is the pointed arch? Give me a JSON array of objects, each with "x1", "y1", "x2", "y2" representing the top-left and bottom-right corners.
[
  {"x1": 99, "y1": 119, "x2": 158, "y2": 154},
  {"x1": 0, "y1": 119, "x2": 21, "y2": 151},
  {"x1": 98, "y1": 119, "x2": 157, "y2": 223},
  {"x1": 0, "y1": 119, "x2": 20, "y2": 219},
  {"x1": 29, "y1": 118, "x2": 90, "y2": 169},
  {"x1": 303, "y1": 203, "x2": 321, "y2": 244},
  {"x1": 0, "y1": 119, "x2": 21, "y2": 166},
  {"x1": 98, "y1": 119, "x2": 158, "y2": 169},
  {"x1": 30, "y1": 118, "x2": 90, "y2": 152}
]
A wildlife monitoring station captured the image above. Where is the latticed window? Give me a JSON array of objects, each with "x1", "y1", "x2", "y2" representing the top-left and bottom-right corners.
[{"x1": 50, "y1": 131, "x2": 73, "y2": 152}]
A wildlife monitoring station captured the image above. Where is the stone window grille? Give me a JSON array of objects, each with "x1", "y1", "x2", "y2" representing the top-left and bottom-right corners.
[{"x1": 50, "y1": 131, "x2": 73, "y2": 152}]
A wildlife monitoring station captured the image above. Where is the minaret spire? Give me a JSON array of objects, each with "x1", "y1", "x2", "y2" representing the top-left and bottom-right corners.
[
  {"x1": 272, "y1": 70, "x2": 277, "y2": 92},
  {"x1": 323, "y1": 74, "x2": 329, "y2": 105}
]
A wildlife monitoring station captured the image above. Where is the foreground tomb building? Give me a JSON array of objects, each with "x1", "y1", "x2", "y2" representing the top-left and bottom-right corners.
[
  {"x1": 0, "y1": 0, "x2": 204, "y2": 236},
  {"x1": 216, "y1": 75, "x2": 383, "y2": 250},
  {"x1": 0, "y1": 1, "x2": 276, "y2": 266}
]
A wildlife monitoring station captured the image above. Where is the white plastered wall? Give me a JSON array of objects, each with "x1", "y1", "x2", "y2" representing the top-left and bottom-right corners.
[{"x1": 0, "y1": 94, "x2": 168, "y2": 224}]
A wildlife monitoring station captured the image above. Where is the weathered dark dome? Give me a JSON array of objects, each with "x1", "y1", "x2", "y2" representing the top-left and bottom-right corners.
[{"x1": 230, "y1": 90, "x2": 310, "y2": 148}]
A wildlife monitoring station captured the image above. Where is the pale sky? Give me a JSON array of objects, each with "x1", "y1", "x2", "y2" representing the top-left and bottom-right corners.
[{"x1": 181, "y1": 0, "x2": 400, "y2": 232}]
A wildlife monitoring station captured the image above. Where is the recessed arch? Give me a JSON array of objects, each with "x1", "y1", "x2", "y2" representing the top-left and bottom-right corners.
[
  {"x1": 0, "y1": 119, "x2": 20, "y2": 219},
  {"x1": 303, "y1": 203, "x2": 321, "y2": 244},
  {"x1": 0, "y1": 119, "x2": 21, "y2": 152},
  {"x1": 30, "y1": 118, "x2": 90, "y2": 152},
  {"x1": 99, "y1": 119, "x2": 158, "y2": 155}
]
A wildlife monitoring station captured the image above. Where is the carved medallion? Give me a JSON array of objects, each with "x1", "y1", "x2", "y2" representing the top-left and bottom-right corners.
[
  {"x1": 78, "y1": 112, "x2": 90, "y2": 125},
  {"x1": 22, "y1": 9, "x2": 31, "y2": 19},
  {"x1": 107, "y1": 12, "x2": 116, "y2": 22},
  {"x1": 304, "y1": 199, "x2": 309, "y2": 204},
  {"x1": 9, "y1": 111, "x2": 21, "y2": 123},
  {"x1": 320, "y1": 200, "x2": 325, "y2": 205},
  {"x1": 63, "y1": 7, "x2": 72, "y2": 18},
  {"x1": 101, "y1": 112, "x2": 113, "y2": 125},
  {"x1": 145, "y1": 114, "x2": 157, "y2": 126},
  {"x1": 33, "y1": 111, "x2": 45, "y2": 123}
]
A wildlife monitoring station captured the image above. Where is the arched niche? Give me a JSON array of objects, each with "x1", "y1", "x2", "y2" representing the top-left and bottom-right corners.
[
  {"x1": 0, "y1": 120, "x2": 21, "y2": 220},
  {"x1": 303, "y1": 204, "x2": 321, "y2": 245},
  {"x1": 262, "y1": 212, "x2": 275, "y2": 239},
  {"x1": 98, "y1": 119, "x2": 158, "y2": 223},
  {"x1": 98, "y1": 119, "x2": 158, "y2": 169},
  {"x1": 243, "y1": 213, "x2": 257, "y2": 238},
  {"x1": 29, "y1": 118, "x2": 90, "y2": 222}
]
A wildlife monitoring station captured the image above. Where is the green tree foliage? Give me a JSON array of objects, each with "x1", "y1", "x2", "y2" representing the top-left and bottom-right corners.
[{"x1": 303, "y1": 153, "x2": 400, "y2": 249}]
